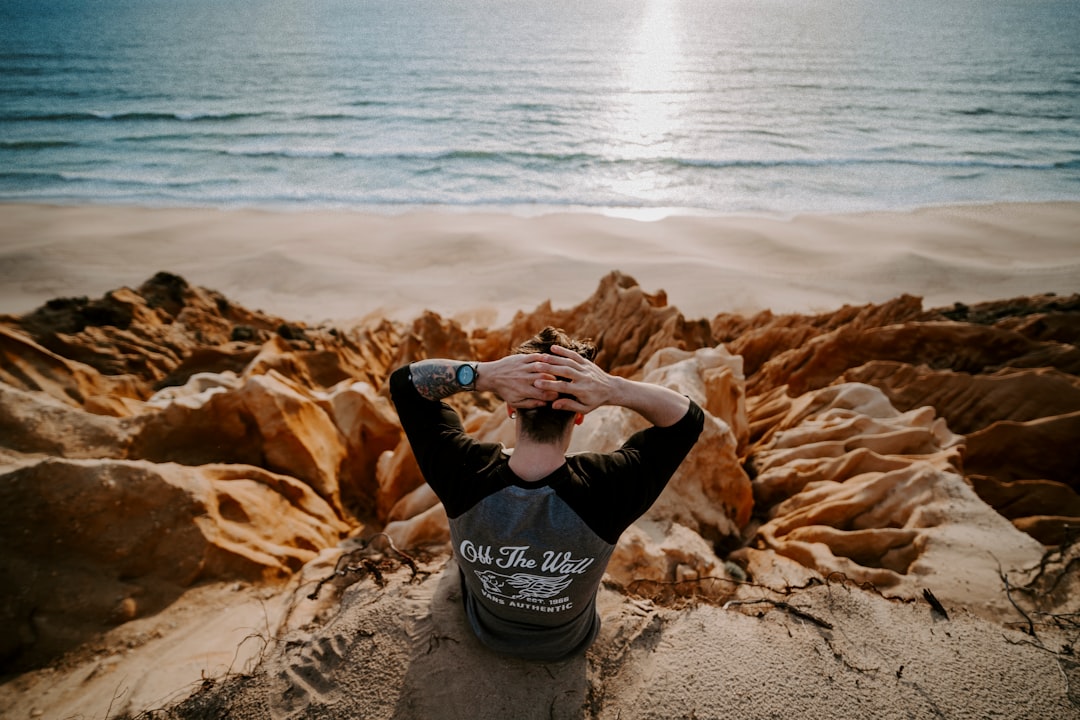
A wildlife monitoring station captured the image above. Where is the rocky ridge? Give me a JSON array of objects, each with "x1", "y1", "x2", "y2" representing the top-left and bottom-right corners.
[{"x1": 1, "y1": 270, "x2": 1078, "y2": 681}]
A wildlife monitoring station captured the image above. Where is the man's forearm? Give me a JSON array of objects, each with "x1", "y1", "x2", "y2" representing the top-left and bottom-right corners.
[
  {"x1": 410, "y1": 355, "x2": 560, "y2": 407},
  {"x1": 409, "y1": 359, "x2": 472, "y2": 401},
  {"x1": 609, "y1": 376, "x2": 691, "y2": 428}
]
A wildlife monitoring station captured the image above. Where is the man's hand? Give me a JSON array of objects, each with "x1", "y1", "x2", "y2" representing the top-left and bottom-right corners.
[
  {"x1": 535, "y1": 345, "x2": 690, "y2": 427},
  {"x1": 477, "y1": 354, "x2": 560, "y2": 408},
  {"x1": 532, "y1": 344, "x2": 617, "y2": 414}
]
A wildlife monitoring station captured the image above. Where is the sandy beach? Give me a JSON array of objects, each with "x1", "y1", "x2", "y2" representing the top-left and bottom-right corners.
[
  {"x1": 2, "y1": 202, "x2": 1078, "y2": 326},
  {"x1": 1, "y1": 200, "x2": 1079, "y2": 719}
]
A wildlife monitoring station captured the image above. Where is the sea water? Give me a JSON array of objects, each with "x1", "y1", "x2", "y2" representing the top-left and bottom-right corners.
[{"x1": 1, "y1": 0, "x2": 1078, "y2": 217}]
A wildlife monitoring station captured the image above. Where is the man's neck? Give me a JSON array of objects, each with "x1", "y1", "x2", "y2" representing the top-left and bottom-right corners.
[{"x1": 507, "y1": 438, "x2": 569, "y2": 483}]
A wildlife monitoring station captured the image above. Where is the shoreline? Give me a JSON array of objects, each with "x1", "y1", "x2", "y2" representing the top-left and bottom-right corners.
[{"x1": 2, "y1": 200, "x2": 1078, "y2": 327}]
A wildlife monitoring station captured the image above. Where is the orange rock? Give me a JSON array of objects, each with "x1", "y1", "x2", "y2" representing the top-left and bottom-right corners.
[
  {"x1": 11, "y1": 273, "x2": 277, "y2": 384},
  {"x1": 383, "y1": 502, "x2": 450, "y2": 550},
  {"x1": 324, "y1": 380, "x2": 402, "y2": 516},
  {"x1": 394, "y1": 310, "x2": 474, "y2": 367},
  {"x1": 843, "y1": 362, "x2": 1080, "y2": 434},
  {"x1": 473, "y1": 271, "x2": 713, "y2": 377},
  {"x1": 607, "y1": 521, "x2": 735, "y2": 603},
  {"x1": 641, "y1": 345, "x2": 749, "y2": 453},
  {"x1": 965, "y1": 410, "x2": 1080, "y2": 487},
  {"x1": 0, "y1": 382, "x2": 128, "y2": 458},
  {"x1": 0, "y1": 325, "x2": 144, "y2": 413},
  {"x1": 386, "y1": 482, "x2": 441, "y2": 524},
  {"x1": 750, "y1": 321, "x2": 1080, "y2": 397},
  {"x1": 0, "y1": 458, "x2": 346, "y2": 671},
  {"x1": 749, "y1": 382, "x2": 1045, "y2": 617},
  {"x1": 721, "y1": 295, "x2": 928, "y2": 378},
  {"x1": 969, "y1": 475, "x2": 1080, "y2": 546},
  {"x1": 130, "y1": 370, "x2": 351, "y2": 516},
  {"x1": 375, "y1": 439, "x2": 425, "y2": 523}
]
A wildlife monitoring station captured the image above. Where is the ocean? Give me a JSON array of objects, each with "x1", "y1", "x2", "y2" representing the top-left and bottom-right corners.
[{"x1": 1, "y1": 0, "x2": 1078, "y2": 217}]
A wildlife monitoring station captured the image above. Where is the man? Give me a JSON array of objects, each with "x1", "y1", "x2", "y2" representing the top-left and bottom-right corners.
[{"x1": 389, "y1": 327, "x2": 703, "y2": 662}]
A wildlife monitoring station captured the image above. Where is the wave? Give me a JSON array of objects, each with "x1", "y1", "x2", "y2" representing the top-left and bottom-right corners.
[
  {"x1": 0, "y1": 140, "x2": 76, "y2": 150},
  {"x1": 953, "y1": 107, "x2": 1076, "y2": 121},
  {"x1": 2, "y1": 109, "x2": 397, "y2": 124},
  {"x1": 666, "y1": 156, "x2": 1077, "y2": 172},
  {"x1": 212, "y1": 145, "x2": 1078, "y2": 173},
  {"x1": 4, "y1": 134, "x2": 1072, "y2": 176},
  {"x1": 0, "y1": 170, "x2": 70, "y2": 183},
  {"x1": 0, "y1": 111, "x2": 264, "y2": 123},
  {"x1": 216, "y1": 146, "x2": 597, "y2": 163},
  {"x1": 0, "y1": 169, "x2": 232, "y2": 191}
]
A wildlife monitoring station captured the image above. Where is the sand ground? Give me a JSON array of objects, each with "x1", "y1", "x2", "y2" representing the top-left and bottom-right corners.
[{"x1": 1, "y1": 202, "x2": 1078, "y2": 326}]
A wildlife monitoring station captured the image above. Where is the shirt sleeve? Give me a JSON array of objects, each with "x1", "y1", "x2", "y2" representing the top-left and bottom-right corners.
[
  {"x1": 559, "y1": 400, "x2": 705, "y2": 544},
  {"x1": 388, "y1": 365, "x2": 506, "y2": 517}
]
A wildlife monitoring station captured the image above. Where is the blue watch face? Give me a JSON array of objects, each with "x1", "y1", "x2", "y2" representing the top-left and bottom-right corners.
[{"x1": 457, "y1": 363, "x2": 476, "y2": 386}]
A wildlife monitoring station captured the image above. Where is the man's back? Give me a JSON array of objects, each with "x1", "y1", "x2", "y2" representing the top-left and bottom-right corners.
[{"x1": 388, "y1": 337, "x2": 703, "y2": 661}]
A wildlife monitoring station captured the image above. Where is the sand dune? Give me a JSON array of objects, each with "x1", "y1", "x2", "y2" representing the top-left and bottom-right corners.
[{"x1": 2, "y1": 202, "x2": 1078, "y2": 327}]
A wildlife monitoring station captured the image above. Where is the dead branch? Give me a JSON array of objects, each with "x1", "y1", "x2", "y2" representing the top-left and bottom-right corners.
[
  {"x1": 722, "y1": 598, "x2": 834, "y2": 630},
  {"x1": 998, "y1": 561, "x2": 1038, "y2": 639},
  {"x1": 1022, "y1": 524, "x2": 1080, "y2": 593},
  {"x1": 306, "y1": 532, "x2": 427, "y2": 601},
  {"x1": 363, "y1": 532, "x2": 423, "y2": 580}
]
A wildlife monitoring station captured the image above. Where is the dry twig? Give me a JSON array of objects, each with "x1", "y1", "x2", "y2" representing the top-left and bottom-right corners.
[{"x1": 722, "y1": 598, "x2": 834, "y2": 630}]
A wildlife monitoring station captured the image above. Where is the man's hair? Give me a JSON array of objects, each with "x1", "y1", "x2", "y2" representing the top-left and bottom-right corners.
[{"x1": 514, "y1": 327, "x2": 597, "y2": 443}]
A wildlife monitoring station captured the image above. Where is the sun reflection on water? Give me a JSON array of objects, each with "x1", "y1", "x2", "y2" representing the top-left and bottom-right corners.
[{"x1": 607, "y1": 0, "x2": 689, "y2": 202}]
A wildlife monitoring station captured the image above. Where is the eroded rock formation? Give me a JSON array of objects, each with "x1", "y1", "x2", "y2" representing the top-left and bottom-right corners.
[{"x1": 1, "y1": 270, "x2": 1078, "y2": 674}]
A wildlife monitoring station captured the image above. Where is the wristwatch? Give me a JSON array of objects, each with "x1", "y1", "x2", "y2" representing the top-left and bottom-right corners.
[{"x1": 456, "y1": 362, "x2": 478, "y2": 390}]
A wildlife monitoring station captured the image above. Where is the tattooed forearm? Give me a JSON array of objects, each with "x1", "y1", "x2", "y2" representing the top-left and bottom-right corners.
[{"x1": 410, "y1": 360, "x2": 465, "y2": 401}]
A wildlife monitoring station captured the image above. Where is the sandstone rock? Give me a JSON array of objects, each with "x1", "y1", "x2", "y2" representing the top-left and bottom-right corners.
[
  {"x1": 375, "y1": 440, "x2": 426, "y2": 524},
  {"x1": 11, "y1": 273, "x2": 278, "y2": 384},
  {"x1": 969, "y1": 475, "x2": 1080, "y2": 546},
  {"x1": 0, "y1": 458, "x2": 347, "y2": 671},
  {"x1": 242, "y1": 334, "x2": 358, "y2": 390},
  {"x1": 323, "y1": 380, "x2": 402, "y2": 515},
  {"x1": 386, "y1": 482, "x2": 441, "y2": 524},
  {"x1": 964, "y1": 410, "x2": 1080, "y2": 488},
  {"x1": 998, "y1": 310, "x2": 1080, "y2": 346},
  {"x1": 749, "y1": 321, "x2": 1080, "y2": 397},
  {"x1": 0, "y1": 325, "x2": 144, "y2": 414},
  {"x1": 719, "y1": 294, "x2": 929, "y2": 377},
  {"x1": 394, "y1": 310, "x2": 474, "y2": 367},
  {"x1": 339, "y1": 316, "x2": 406, "y2": 387},
  {"x1": 472, "y1": 271, "x2": 713, "y2": 377},
  {"x1": 641, "y1": 345, "x2": 749, "y2": 452},
  {"x1": 607, "y1": 520, "x2": 735, "y2": 603},
  {"x1": 205, "y1": 370, "x2": 348, "y2": 507},
  {"x1": 155, "y1": 345, "x2": 262, "y2": 390},
  {"x1": 751, "y1": 446, "x2": 952, "y2": 510},
  {"x1": 129, "y1": 370, "x2": 350, "y2": 515},
  {"x1": 3, "y1": 273, "x2": 399, "y2": 410},
  {"x1": 749, "y1": 382, "x2": 1044, "y2": 618},
  {"x1": 146, "y1": 370, "x2": 242, "y2": 408},
  {"x1": 843, "y1": 362, "x2": 1080, "y2": 434},
  {"x1": 0, "y1": 382, "x2": 128, "y2": 459},
  {"x1": 938, "y1": 292, "x2": 1080, "y2": 331},
  {"x1": 383, "y1": 502, "x2": 451, "y2": 551}
]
